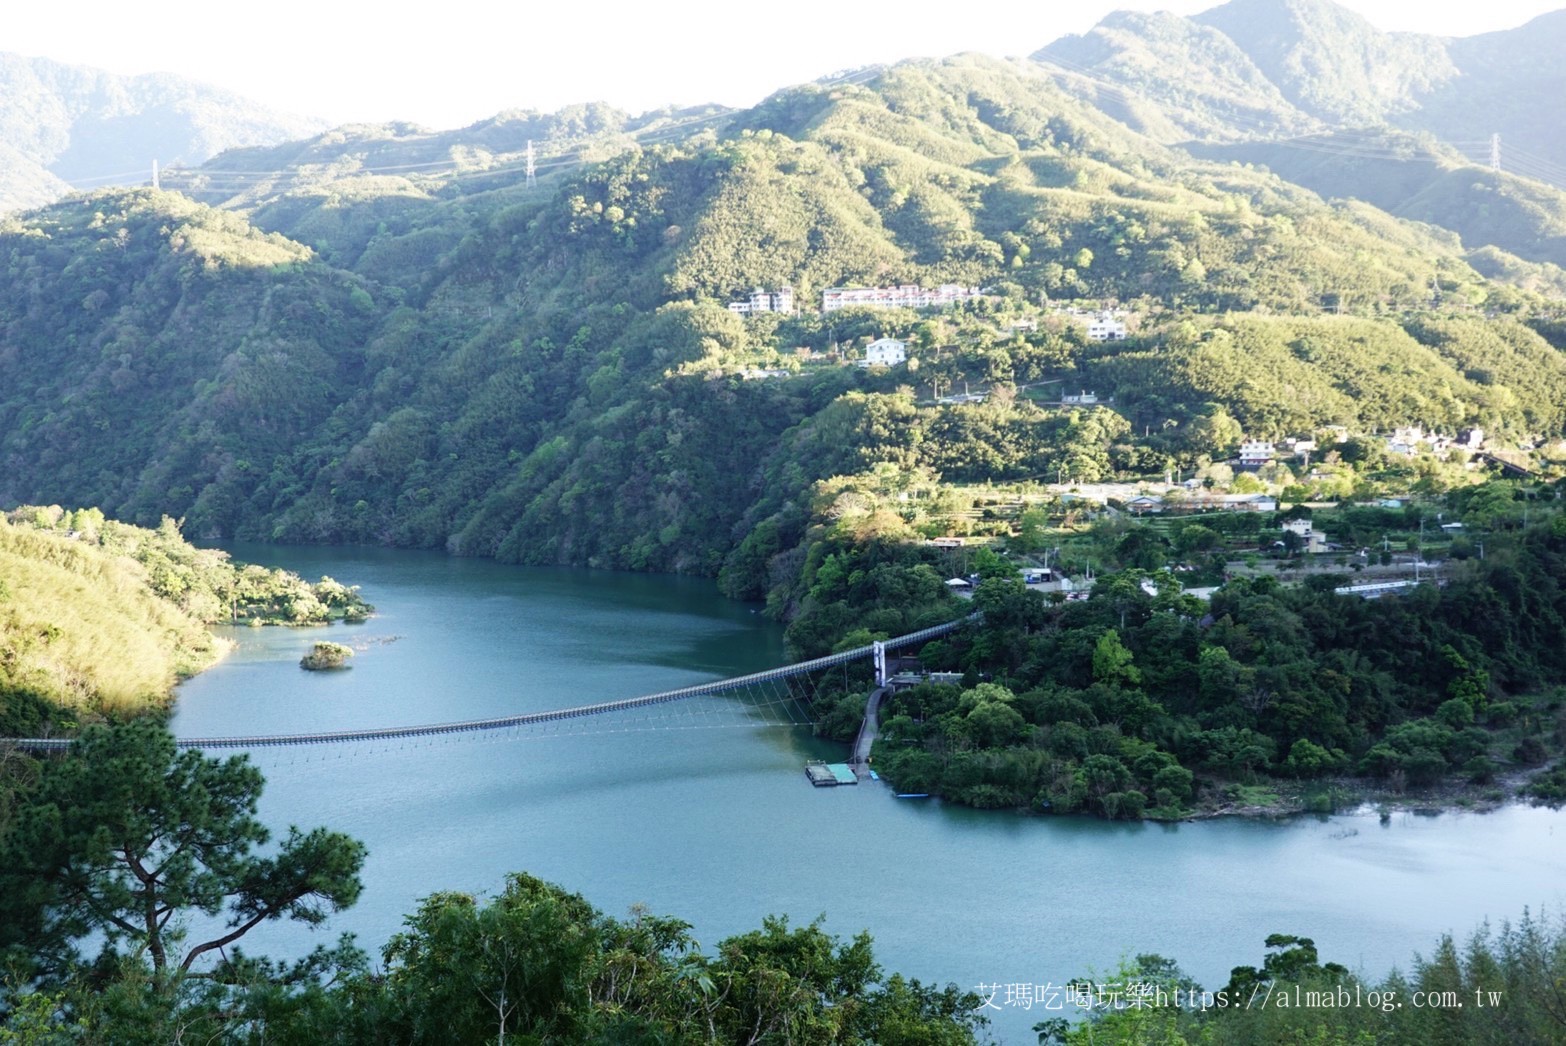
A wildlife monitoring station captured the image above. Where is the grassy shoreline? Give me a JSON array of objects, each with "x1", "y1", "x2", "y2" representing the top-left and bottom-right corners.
[{"x1": 1, "y1": 507, "x2": 372, "y2": 735}]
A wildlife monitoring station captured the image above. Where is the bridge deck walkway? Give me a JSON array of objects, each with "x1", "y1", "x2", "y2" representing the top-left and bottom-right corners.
[{"x1": 850, "y1": 686, "x2": 888, "y2": 772}]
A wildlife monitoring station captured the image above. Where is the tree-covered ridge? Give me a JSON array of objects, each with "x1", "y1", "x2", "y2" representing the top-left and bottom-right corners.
[
  {"x1": 1098, "y1": 312, "x2": 1566, "y2": 441},
  {"x1": 0, "y1": 506, "x2": 370, "y2": 734},
  {"x1": 0, "y1": 190, "x2": 379, "y2": 527},
  {"x1": 860, "y1": 512, "x2": 1566, "y2": 820},
  {"x1": 1036, "y1": 8, "x2": 1320, "y2": 143},
  {"x1": 1188, "y1": 130, "x2": 1566, "y2": 283},
  {"x1": 2, "y1": 53, "x2": 1565, "y2": 594},
  {"x1": 1194, "y1": 0, "x2": 1456, "y2": 125}
]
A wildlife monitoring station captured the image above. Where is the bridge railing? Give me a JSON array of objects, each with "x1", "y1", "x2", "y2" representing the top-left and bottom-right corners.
[{"x1": 7, "y1": 614, "x2": 977, "y2": 753}]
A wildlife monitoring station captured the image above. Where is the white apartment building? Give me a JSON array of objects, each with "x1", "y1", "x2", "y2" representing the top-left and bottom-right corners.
[{"x1": 821, "y1": 284, "x2": 980, "y2": 313}]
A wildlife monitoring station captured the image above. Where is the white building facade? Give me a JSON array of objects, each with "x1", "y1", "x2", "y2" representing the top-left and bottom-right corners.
[
  {"x1": 1085, "y1": 311, "x2": 1128, "y2": 341},
  {"x1": 861, "y1": 337, "x2": 908, "y2": 367},
  {"x1": 727, "y1": 287, "x2": 794, "y2": 315},
  {"x1": 821, "y1": 284, "x2": 980, "y2": 313}
]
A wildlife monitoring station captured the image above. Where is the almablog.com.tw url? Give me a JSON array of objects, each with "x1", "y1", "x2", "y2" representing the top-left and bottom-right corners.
[{"x1": 972, "y1": 980, "x2": 1501, "y2": 1014}]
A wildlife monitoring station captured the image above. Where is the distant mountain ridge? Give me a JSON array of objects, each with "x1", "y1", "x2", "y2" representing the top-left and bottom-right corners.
[
  {"x1": 1193, "y1": 0, "x2": 1456, "y2": 124},
  {"x1": 0, "y1": 52, "x2": 327, "y2": 212},
  {"x1": 1030, "y1": 0, "x2": 1566, "y2": 270},
  {"x1": 1035, "y1": 0, "x2": 1566, "y2": 180}
]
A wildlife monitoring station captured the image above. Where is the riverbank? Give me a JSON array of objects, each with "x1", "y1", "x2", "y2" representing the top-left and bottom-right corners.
[{"x1": 1187, "y1": 765, "x2": 1555, "y2": 820}]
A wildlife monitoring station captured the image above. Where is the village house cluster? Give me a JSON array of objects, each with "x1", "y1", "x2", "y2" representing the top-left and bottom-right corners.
[
  {"x1": 1233, "y1": 425, "x2": 1484, "y2": 470},
  {"x1": 1381, "y1": 425, "x2": 1485, "y2": 456}
]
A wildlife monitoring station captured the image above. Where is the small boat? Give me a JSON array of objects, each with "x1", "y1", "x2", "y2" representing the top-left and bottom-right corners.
[{"x1": 895, "y1": 792, "x2": 930, "y2": 799}]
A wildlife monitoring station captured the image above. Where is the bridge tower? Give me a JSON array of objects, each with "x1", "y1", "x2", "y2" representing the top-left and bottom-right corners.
[{"x1": 872, "y1": 640, "x2": 887, "y2": 688}]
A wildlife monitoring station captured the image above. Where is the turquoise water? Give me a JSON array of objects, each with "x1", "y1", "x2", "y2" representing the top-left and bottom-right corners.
[{"x1": 172, "y1": 547, "x2": 1566, "y2": 1042}]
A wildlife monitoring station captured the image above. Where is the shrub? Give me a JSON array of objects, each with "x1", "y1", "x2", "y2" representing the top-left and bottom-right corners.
[{"x1": 300, "y1": 642, "x2": 354, "y2": 670}]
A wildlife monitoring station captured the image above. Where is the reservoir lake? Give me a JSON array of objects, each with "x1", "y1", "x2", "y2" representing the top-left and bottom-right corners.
[{"x1": 173, "y1": 546, "x2": 1566, "y2": 1042}]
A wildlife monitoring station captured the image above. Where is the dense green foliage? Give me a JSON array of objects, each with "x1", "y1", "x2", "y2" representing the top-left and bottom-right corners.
[
  {"x1": 0, "y1": 721, "x2": 365, "y2": 988},
  {"x1": 0, "y1": 723, "x2": 984, "y2": 1044},
  {"x1": 1038, "y1": 911, "x2": 1566, "y2": 1045},
  {"x1": 5, "y1": 52, "x2": 1565, "y2": 599},
  {"x1": 1098, "y1": 312, "x2": 1566, "y2": 445},
  {"x1": 1195, "y1": 132, "x2": 1566, "y2": 284},
  {"x1": 870, "y1": 516, "x2": 1566, "y2": 817}
]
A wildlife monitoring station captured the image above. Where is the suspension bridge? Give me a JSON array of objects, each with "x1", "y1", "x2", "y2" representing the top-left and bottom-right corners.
[{"x1": 8, "y1": 618, "x2": 970, "y2": 755}]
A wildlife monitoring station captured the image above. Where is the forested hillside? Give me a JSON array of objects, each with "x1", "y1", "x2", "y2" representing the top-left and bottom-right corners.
[
  {"x1": 2, "y1": 39, "x2": 1565, "y2": 600},
  {"x1": 1187, "y1": 130, "x2": 1566, "y2": 281}
]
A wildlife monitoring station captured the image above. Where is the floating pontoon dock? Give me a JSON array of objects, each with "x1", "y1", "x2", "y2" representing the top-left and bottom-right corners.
[{"x1": 805, "y1": 762, "x2": 859, "y2": 787}]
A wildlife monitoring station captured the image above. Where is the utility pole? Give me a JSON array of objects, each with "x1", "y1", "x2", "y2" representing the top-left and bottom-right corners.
[{"x1": 525, "y1": 140, "x2": 536, "y2": 188}]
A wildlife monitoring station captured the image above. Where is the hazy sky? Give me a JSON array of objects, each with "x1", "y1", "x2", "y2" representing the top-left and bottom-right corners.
[{"x1": 8, "y1": 0, "x2": 1564, "y2": 130}]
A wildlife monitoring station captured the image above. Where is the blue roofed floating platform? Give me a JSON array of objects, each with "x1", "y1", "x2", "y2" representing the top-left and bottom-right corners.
[{"x1": 805, "y1": 761, "x2": 859, "y2": 787}]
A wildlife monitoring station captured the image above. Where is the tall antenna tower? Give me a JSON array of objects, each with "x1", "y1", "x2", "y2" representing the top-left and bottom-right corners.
[
  {"x1": 525, "y1": 140, "x2": 536, "y2": 188},
  {"x1": 152, "y1": 159, "x2": 160, "y2": 190},
  {"x1": 1490, "y1": 133, "x2": 1501, "y2": 172}
]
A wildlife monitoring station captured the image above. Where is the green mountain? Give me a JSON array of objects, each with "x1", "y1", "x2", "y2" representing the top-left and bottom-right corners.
[
  {"x1": 1, "y1": 53, "x2": 1564, "y2": 596},
  {"x1": 0, "y1": 52, "x2": 326, "y2": 213},
  {"x1": 1192, "y1": 0, "x2": 1455, "y2": 124},
  {"x1": 1035, "y1": 0, "x2": 1566, "y2": 187},
  {"x1": 1187, "y1": 130, "x2": 1566, "y2": 282},
  {"x1": 1034, "y1": 0, "x2": 1566, "y2": 286},
  {"x1": 1035, "y1": 9, "x2": 1318, "y2": 143}
]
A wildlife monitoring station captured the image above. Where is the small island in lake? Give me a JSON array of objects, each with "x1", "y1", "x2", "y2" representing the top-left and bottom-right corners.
[{"x1": 300, "y1": 642, "x2": 354, "y2": 671}]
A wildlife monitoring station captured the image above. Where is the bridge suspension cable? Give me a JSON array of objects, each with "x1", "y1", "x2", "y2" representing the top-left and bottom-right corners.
[{"x1": 8, "y1": 618, "x2": 970, "y2": 754}]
